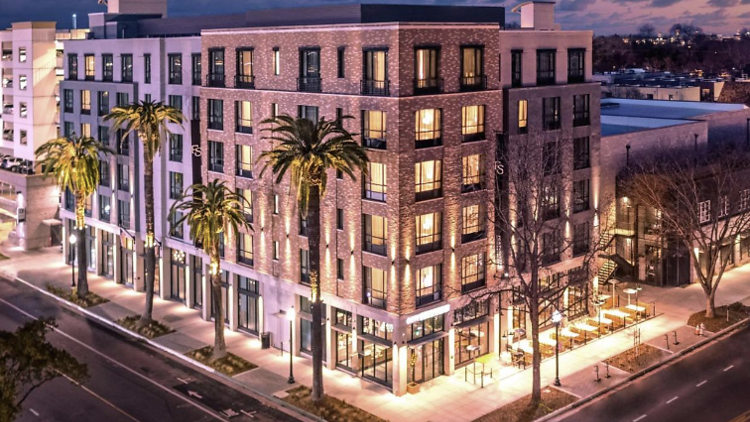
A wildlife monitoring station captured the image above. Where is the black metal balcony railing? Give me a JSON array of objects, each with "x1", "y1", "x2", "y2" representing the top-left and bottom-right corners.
[
  {"x1": 573, "y1": 116, "x2": 590, "y2": 127},
  {"x1": 414, "y1": 77, "x2": 443, "y2": 95},
  {"x1": 460, "y1": 75, "x2": 487, "y2": 91},
  {"x1": 206, "y1": 73, "x2": 225, "y2": 88},
  {"x1": 461, "y1": 230, "x2": 486, "y2": 244},
  {"x1": 168, "y1": 72, "x2": 182, "y2": 85},
  {"x1": 415, "y1": 188, "x2": 442, "y2": 202},
  {"x1": 415, "y1": 137, "x2": 442, "y2": 149},
  {"x1": 238, "y1": 255, "x2": 254, "y2": 267},
  {"x1": 537, "y1": 72, "x2": 555, "y2": 86},
  {"x1": 461, "y1": 278, "x2": 485, "y2": 293},
  {"x1": 297, "y1": 77, "x2": 322, "y2": 93},
  {"x1": 360, "y1": 79, "x2": 390, "y2": 96},
  {"x1": 236, "y1": 166, "x2": 253, "y2": 179},
  {"x1": 416, "y1": 238, "x2": 441, "y2": 255},
  {"x1": 364, "y1": 240, "x2": 387, "y2": 256},
  {"x1": 461, "y1": 181, "x2": 485, "y2": 193},
  {"x1": 568, "y1": 72, "x2": 585, "y2": 84},
  {"x1": 242, "y1": 212, "x2": 253, "y2": 224},
  {"x1": 416, "y1": 291, "x2": 442, "y2": 308},
  {"x1": 235, "y1": 74, "x2": 255, "y2": 89},
  {"x1": 363, "y1": 136, "x2": 386, "y2": 150},
  {"x1": 364, "y1": 189, "x2": 386, "y2": 203}
]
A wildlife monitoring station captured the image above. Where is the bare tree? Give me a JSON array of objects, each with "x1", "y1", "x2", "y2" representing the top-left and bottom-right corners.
[
  {"x1": 452, "y1": 131, "x2": 612, "y2": 410},
  {"x1": 638, "y1": 24, "x2": 657, "y2": 40},
  {"x1": 609, "y1": 85, "x2": 646, "y2": 100},
  {"x1": 623, "y1": 146, "x2": 750, "y2": 318}
]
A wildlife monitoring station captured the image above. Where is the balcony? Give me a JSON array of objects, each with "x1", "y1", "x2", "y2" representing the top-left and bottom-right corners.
[
  {"x1": 297, "y1": 77, "x2": 321, "y2": 93},
  {"x1": 235, "y1": 75, "x2": 255, "y2": 89},
  {"x1": 360, "y1": 79, "x2": 389, "y2": 96},
  {"x1": 414, "y1": 78, "x2": 443, "y2": 95},
  {"x1": 460, "y1": 75, "x2": 487, "y2": 92},
  {"x1": 206, "y1": 73, "x2": 225, "y2": 88}
]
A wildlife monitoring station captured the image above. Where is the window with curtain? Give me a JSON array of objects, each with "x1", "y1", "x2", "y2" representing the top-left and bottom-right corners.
[
  {"x1": 415, "y1": 109, "x2": 442, "y2": 148},
  {"x1": 362, "y1": 110, "x2": 387, "y2": 149},
  {"x1": 416, "y1": 264, "x2": 442, "y2": 307},
  {"x1": 461, "y1": 253, "x2": 486, "y2": 292},
  {"x1": 462, "y1": 204, "x2": 486, "y2": 243},
  {"x1": 415, "y1": 48, "x2": 439, "y2": 92},
  {"x1": 415, "y1": 160, "x2": 442, "y2": 201},
  {"x1": 416, "y1": 212, "x2": 442, "y2": 254},
  {"x1": 462, "y1": 154, "x2": 485, "y2": 192},
  {"x1": 518, "y1": 100, "x2": 528, "y2": 134},
  {"x1": 362, "y1": 50, "x2": 388, "y2": 95},
  {"x1": 235, "y1": 101, "x2": 253, "y2": 133},
  {"x1": 364, "y1": 162, "x2": 386, "y2": 202},
  {"x1": 461, "y1": 105, "x2": 485, "y2": 142},
  {"x1": 236, "y1": 145, "x2": 253, "y2": 178},
  {"x1": 363, "y1": 214, "x2": 388, "y2": 256},
  {"x1": 236, "y1": 49, "x2": 254, "y2": 86},
  {"x1": 363, "y1": 267, "x2": 387, "y2": 308},
  {"x1": 461, "y1": 46, "x2": 484, "y2": 89}
]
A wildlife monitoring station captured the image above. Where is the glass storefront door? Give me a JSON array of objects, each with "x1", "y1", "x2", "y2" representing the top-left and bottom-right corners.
[
  {"x1": 119, "y1": 238, "x2": 134, "y2": 287},
  {"x1": 170, "y1": 258, "x2": 186, "y2": 303},
  {"x1": 238, "y1": 276, "x2": 259, "y2": 335},
  {"x1": 101, "y1": 232, "x2": 114, "y2": 279},
  {"x1": 85, "y1": 226, "x2": 96, "y2": 272},
  {"x1": 454, "y1": 321, "x2": 489, "y2": 366},
  {"x1": 360, "y1": 341, "x2": 392, "y2": 386},
  {"x1": 191, "y1": 256, "x2": 203, "y2": 309},
  {"x1": 408, "y1": 338, "x2": 445, "y2": 384},
  {"x1": 335, "y1": 330, "x2": 353, "y2": 370}
]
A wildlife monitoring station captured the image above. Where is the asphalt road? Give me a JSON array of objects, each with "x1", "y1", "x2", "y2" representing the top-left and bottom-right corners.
[
  {"x1": 0, "y1": 278, "x2": 300, "y2": 422},
  {"x1": 560, "y1": 324, "x2": 750, "y2": 422}
]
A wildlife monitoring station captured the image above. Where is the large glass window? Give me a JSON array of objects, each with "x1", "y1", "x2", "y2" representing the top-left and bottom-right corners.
[
  {"x1": 364, "y1": 162, "x2": 386, "y2": 202},
  {"x1": 235, "y1": 101, "x2": 253, "y2": 133},
  {"x1": 208, "y1": 99, "x2": 223, "y2": 130},
  {"x1": 414, "y1": 48, "x2": 440, "y2": 94},
  {"x1": 169, "y1": 171, "x2": 183, "y2": 200},
  {"x1": 97, "y1": 91, "x2": 109, "y2": 116},
  {"x1": 80, "y1": 90, "x2": 91, "y2": 114},
  {"x1": 462, "y1": 204, "x2": 486, "y2": 243},
  {"x1": 237, "y1": 188, "x2": 253, "y2": 222},
  {"x1": 99, "y1": 194, "x2": 111, "y2": 222},
  {"x1": 416, "y1": 212, "x2": 442, "y2": 254},
  {"x1": 298, "y1": 48, "x2": 321, "y2": 92},
  {"x1": 117, "y1": 163, "x2": 130, "y2": 192},
  {"x1": 360, "y1": 341, "x2": 392, "y2": 386},
  {"x1": 461, "y1": 253, "x2": 486, "y2": 292},
  {"x1": 363, "y1": 266, "x2": 387, "y2": 309},
  {"x1": 169, "y1": 210, "x2": 184, "y2": 239},
  {"x1": 68, "y1": 54, "x2": 78, "y2": 80},
  {"x1": 542, "y1": 182, "x2": 561, "y2": 220},
  {"x1": 362, "y1": 110, "x2": 386, "y2": 149},
  {"x1": 144, "y1": 54, "x2": 151, "y2": 84},
  {"x1": 573, "y1": 94, "x2": 590, "y2": 127},
  {"x1": 236, "y1": 145, "x2": 253, "y2": 178},
  {"x1": 121, "y1": 54, "x2": 133, "y2": 82},
  {"x1": 169, "y1": 134, "x2": 183, "y2": 162},
  {"x1": 170, "y1": 254, "x2": 186, "y2": 302},
  {"x1": 461, "y1": 46, "x2": 485, "y2": 90},
  {"x1": 84, "y1": 55, "x2": 95, "y2": 80},
  {"x1": 362, "y1": 49, "x2": 388, "y2": 96},
  {"x1": 208, "y1": 141, "x2": 224, "y2": 173},
  {"x1": 191, "y1": 256, "x2": 203, "y2": 309},
  {"x1": 415, "y1": 160, "x2": 442, "y2": 201},
  {"x1": 238, "y1": 233, "x2": 254, "y2": 266},
  {"x1": 573, "y1": 222, "x2": 590, "y2": 256},
  {"x1": 454, "y1": 300, "x2": 490, "y2": 366},
  {"x1": 573, "y1": 179, "x2": 590, "y2": 213},
  {"x1": 511, "y1": 50, "x2": 522, "y2": 87},
  {"x1": 416, "y1": 265, "x2": 442, "y2": 307},
  {"x1": 568, "y1": 49, "x2": 585, "y2": 83},
  {"x1": 363, "y1": 214, "x2": 387, "y2": 256},
  {"x1": 300, "y1": 249, "x2": 310, "y2": 284},
  {"x1": 462, "y1": 154, "x2": 485, "y2": 192},
  {"x1": 208, "y1": 49, "x2": 225, "y2": 87},
  {"x1": 238, "y1": 275, "x2": 260, "y2": 334},
  {"x1": 542, "y1": 229, "x2": 562, "y2": 265},
  {"x1": 518, "y1": 100, "x2": 528, "y2": 134},
  {"x1": 461, "y1": 105, "x2": 485, "y2": 142},
  {"x1": 191, "y1": 53, "x2": 201, "y2": 86},
  {"x1": 298, "y1": 105, "x2": 318, "y2": 122},
  {"x1": 236, "y1": 48, "x2": 254, "y2": 88},
  {"x1": 102, "y1": 54, "x2": 113, "y2": 81},
  {"x1": 168, "y1": 54, "x2": 182, "y2": 84},
  {"x1": 542, "y1": 97, "x2": 561, "y2": 131},
  {"x1": 536, "y1": 49, "x2": 556, "y2": 85},
  {"x1": 63, "y1": 89, "x2": 74, "y2": 113},
  {"x1": 573, "y1": 137, "x2": 590, "y2": 170},
  {"x1": 415, "y1": 109, "x2": 442, "y2": 148}
]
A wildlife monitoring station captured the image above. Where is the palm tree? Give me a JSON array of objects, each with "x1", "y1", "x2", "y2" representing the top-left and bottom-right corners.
[
  {"x1": 35, "y1": 136, "x2": 113, "y2": 297},
  {"x1": 259, "y1": 114, "x2": 369, "y2": 403},
  {"x1": 105, "y1": 101, "x2": 183, "y2": 327},
  {"x1": 170, "y1": 180, "x2": 252, "y2": 361}
]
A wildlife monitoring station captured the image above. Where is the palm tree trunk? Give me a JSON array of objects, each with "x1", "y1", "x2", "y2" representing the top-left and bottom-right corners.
[
  {"x1": 307, "y1": 185, "x2": 325, "y2": 403},
  {"x1": 140, "y1": 159, "x2": 156, "y2": 327},
  {"x1": 74, "y1": 193, "x2": 89, "y2": 298},
  {"x1": 210, "y1": 254, "x2": 227, "y2": 361}
]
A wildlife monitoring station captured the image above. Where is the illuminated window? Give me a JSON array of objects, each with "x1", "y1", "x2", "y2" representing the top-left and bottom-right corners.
[
  {"x1": 415, "y1": 160, "x2": 442, "y2": 201},
  {"x1": 235, "y1": 101, "x2": 253, "y2": 133},
  {"x1": 461, "y1": 253, "x2": 486, "y2": 292},
  {"x1": 416, "y1": 212, "x2": 442, "y2": 254},
  {"x1": 518, "y1": 100, "x2": 528, "y2": 134},
  {"x1": 238, "y1": 233, "x2": 254, "y2": 266},
  {"x1": 461, "y1": 105, "x2": 485, "y2": 142},
  {"x1": 462, "y1": 154, "x2": 485, "y2": 192},
  {"x1": 415, "y1": 109, "x2": 442, "y2": 148},
  {"x1": 363, "y1": 214, "x2": 387, "y2": 256},
  {"x1": 462, "y1": 204, "x2": 486, "y2": 243},
  {"x1": 364, "y1": 162, "x2": 386, "y2": 202},
  {"x1": 362, "y1": 110, "x2": 386, "y2": 149},
  {"x1": 416, "y1": 264, "x2": 442, "y2": 307},
  {"x1": 363, "y1": 267, "x2": 387, "y2": 309}
]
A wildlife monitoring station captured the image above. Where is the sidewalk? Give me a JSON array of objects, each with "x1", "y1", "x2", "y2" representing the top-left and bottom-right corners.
[{"x1": 2, "y1": 244, "x2": 750, "y2": 422}]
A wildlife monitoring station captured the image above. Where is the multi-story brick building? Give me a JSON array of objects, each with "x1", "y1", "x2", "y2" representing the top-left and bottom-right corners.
[{"x1": 58, "y1": 1, "x2": 598, "y2": 396}]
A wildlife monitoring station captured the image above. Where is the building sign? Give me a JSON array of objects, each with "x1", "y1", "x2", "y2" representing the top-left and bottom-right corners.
[
  {"x1": 405, "y1": 304, "x2": 450, "y2": 325},
  {"x1": 16, "y1": 207, "x2": 25, "y2": 223}
]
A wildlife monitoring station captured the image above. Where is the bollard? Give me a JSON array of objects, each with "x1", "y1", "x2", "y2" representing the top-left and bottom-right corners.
[
  {"x1": 664, "y1": 334, "x2": 670, "y2": 350},
  {"x1": 605, "y1": 361, "x2": 611, "y2": 378},
  {"x1": 673, "y1": 330, "x2": 680, "y2": 346},
  {"x1": 594, "y1": 364, "x2": 601, "y2": 383}
]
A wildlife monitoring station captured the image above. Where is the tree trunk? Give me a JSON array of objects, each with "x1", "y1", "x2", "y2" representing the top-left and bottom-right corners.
[
  {"x1": 74, "y1": 194, "x2": 89, "y2": 297},
  {"x1": 210, "y1": 253, "x2": 227, "y2": 361},
  {"x1": 705, "y1": 292, "x2": 716, "y2": 319},
  {"x1": 140, "y1": 159, "x2": 156, "y2": 328},
  {"x1": 529, "y1": 300, "x2": 542, "y2": 409},
  {"x1": 307, "y1": 185, "x2": 325, "y2": 403}
]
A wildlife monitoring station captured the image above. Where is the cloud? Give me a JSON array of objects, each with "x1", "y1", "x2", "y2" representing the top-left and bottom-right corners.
[
  {"x1": 650, "y1": 0, "x2": 683, "y2": 8},
  {"x1": 677, "y1": 9, "x2": 729, "y2": 26},
  {"x1": 557, "y1": 0, "x2": 597, "y2": 11},
  {"x1": 707, "y1": 0, "x2": 740, "y2": 7},
  {"x1": 739, "y1": 11, "x2": 750, "y2": 17}
]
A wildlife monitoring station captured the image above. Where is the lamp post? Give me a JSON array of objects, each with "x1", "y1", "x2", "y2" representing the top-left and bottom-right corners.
[
  {"x1": 552, "y1": 309, "x2": 563, "y2": 387},
  {"x1": 287, "y1": 307, "x2": 296, "y2": 384},
  {"x1": 69, "y1": 234, "x2": 77, "y2": 288}
]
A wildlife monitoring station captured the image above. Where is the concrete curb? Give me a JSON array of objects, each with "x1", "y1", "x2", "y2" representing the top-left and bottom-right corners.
[
  {"x1": 7, "y1": 273, "x2": 325, "y2": 422},
  {"x1": 539, "y1": 316, "x2": 750, "y2": 422}
]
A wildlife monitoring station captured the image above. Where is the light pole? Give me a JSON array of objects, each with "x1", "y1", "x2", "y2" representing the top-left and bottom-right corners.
[
  {"x1": 287, "y1": 307, "x2": 296, "y2": 384},
  {"x1": 69, "y1": 234, "x2": 77, "y2": 288},
  {"x1": 552, "y1": 309, "x2": 563, "y2": 387}
]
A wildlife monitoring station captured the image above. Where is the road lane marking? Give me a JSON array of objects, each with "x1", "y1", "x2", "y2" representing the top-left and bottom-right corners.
[
  {"x1": 60, "y1": 373, "x2": 139, "y2": 422},
  {"x1": 29, "y1": 409, "x2": 39, "y2": 417},
  {"x1": 666, "y1": 396, "x2": 679, "y2": 404},
  {"x1": 0, "y1": 298, "x2": 230, "y2": 422},
  {"x1": 633, "y1": 414, "x2": 647, "y2": 422},
  {"x1": 725, "y1": 365, "x2": 735, "y2": 371},
  {"x1": 176, "y1": 377, "x2": 189, "y2": 384},
  {"x1": 696, "y1": 380, "x2": 708, "y2": 387}
]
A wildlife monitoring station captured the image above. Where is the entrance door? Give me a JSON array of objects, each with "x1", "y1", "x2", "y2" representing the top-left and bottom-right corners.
[
  {"x1": 360, "y1": 341, "x2": 392, "y2": 386},
  {"x1": 336, "y1": 331, "x2": 353, "y2": 370},
  {"x1": 170, "y1": 261, "x2": 186, "y2": 302},
  {"x1": 410, "y1": 339, "x2": 445, "y2": 384},
  {"x1": 119, "y1": 244, "x2": 134, "y2": 287}
]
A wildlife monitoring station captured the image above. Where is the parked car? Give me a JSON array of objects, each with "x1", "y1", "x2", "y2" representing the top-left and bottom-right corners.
[{"x1": 3, "y1": 157, "x2": 24, "y2": 172}]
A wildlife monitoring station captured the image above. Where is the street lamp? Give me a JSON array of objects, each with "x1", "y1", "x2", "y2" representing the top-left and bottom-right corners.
[
  {"x1": 69, "y1": 234, "x2": 77, "y2": 288},
  {"x1": 287, "y1": 307, "x2": 296, "y2": 384},
  {"x1": 552, "y1": 309, "x2": 563, "y2": 387}
]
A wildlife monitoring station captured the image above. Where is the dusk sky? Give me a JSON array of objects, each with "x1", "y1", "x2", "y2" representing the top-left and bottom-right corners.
[{"x1": 0, "y1": 0, "x2": 747, "y2": 35}]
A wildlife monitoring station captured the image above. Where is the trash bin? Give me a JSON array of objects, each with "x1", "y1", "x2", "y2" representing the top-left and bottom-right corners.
[{"x1": 261, "y1": 332, "x2": 271, "y2": 349}]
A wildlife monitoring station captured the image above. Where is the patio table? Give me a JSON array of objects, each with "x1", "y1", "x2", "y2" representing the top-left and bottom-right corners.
[{"x1": 625, "y1": 304, "x2": 646, "y2": 313}]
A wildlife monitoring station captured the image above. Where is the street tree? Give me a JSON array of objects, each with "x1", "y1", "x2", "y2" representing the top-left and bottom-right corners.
[
  {"x1": 170, "y1": 180, "x2": 252, "y2": 361},
  {"x1": 0, "y1": 318, "x2": 88, "y2": 422},
  {"x1": 259, "y1": 114, "x2": 369, "y2": 403},
  {"x1": 105, "y1": 101, "x2": 184, "y2": 327},
  {"x1": 623, "y1": 146, "x2": 750, "y2": 318},
  {"x1": 35, "y1": 136, "x2": 113, "y2": 298}
]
